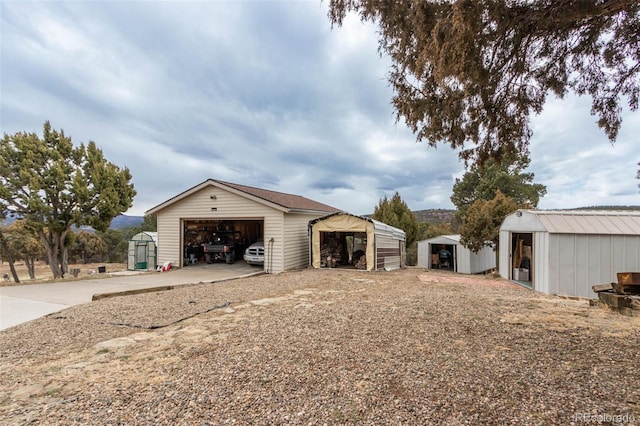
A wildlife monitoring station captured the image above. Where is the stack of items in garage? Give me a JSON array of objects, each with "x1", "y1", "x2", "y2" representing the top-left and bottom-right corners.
[
  {"x1": 320, "y1": 234, "x2": 343, "y2": 268},
  {"x1": 353, "y1": 252, "x2": 366, "y2": 270}
]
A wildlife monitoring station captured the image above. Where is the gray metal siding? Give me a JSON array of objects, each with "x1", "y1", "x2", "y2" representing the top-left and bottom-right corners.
[
  {"x1": 455, "y1": 245, "x2": 471, "y2": 274},
  {"x1": 533, "y1": 231, "x2": 549, "y2": 294},
  {"x1": 550, "y1": 234, "x2": 640, "y2": 298},
  {"x1": 467, "y1": 246, "x2": 496, "y2": 275},
  {"x1": 422, "y1": 236, "x2": 496, "y2": 274},
  {"x1": 416, "y1": 240, "x2": 430, "y2": 268}
]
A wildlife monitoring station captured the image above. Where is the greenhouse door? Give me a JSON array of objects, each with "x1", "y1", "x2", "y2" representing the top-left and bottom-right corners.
[
  {"x1": 127, "y1": 241, "x2": 136, "y2": 270},
  {"x1": 136, "y1": 243, "x2": 147, "y2": 266}
]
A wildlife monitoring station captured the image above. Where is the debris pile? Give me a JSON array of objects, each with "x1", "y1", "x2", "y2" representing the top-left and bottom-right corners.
[{"x1": 592, "y1": 272, "x2": 640, "y2": 317}]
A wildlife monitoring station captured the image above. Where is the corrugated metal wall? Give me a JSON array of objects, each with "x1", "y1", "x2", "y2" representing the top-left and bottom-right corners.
[
  {"x1": 376, "y1": 233, "x2": 403, "y2": 271},
  {"x1": 416, "y1": 240, "x2": 430, "y2": 268},
  {"x1": 500, "y1": 211, "x2": 640, "y2": 298},
  {"x1": 418, "y1": 236, "x2": 495, "y2": 274},
  {"x1": 549, "y1": 234, "x2": 640, "y2": 298}
]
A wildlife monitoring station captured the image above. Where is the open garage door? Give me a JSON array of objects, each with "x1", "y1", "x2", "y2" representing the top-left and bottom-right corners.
[{"x1": 182, "y1": 219, "x2": 263, "y2": 266}]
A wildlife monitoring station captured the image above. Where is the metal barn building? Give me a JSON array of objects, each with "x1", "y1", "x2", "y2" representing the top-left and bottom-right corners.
[
  {"x1": 146, "y1": 179, "x2": 340, "y2": 274},
  {"x1": 416, "y1": 234, "x2": 496, "y2": 274},
  {"x1": 309, "y1": 212, "x2": 406, "y2": 271},
  {"x1": 499, "y1": 210, "x2": 640, "y2": 298}
]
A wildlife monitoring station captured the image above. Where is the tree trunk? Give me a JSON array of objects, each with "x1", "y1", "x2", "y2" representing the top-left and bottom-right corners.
[
  {"x1": 60, "y1": 234, "x2": 69, "y2": 277},
  {"x1": 39, "y1": 229, "x2": 63, "y2": 279},
  {"x1": 26, "y1": 258, "x2": 36, "y2": 279},
  {"x1": 0, "y1": 229, "x2": 20, "y2": 283}
]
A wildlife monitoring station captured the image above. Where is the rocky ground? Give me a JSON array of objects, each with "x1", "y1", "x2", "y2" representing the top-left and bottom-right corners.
[{"x1": 1, "y1": 268, "x2": 638, "y2": 425}]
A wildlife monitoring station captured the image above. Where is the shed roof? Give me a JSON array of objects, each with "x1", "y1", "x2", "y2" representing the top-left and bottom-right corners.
[
  {"x1": 419, "y1": 234, "x2": 462, "y2": 245},
  {"x1": 130, "y1": 231, "x2": 158, "y2": 242},
  {"x1": 309, "y1": 212, "x2": 406, "y2": 240},
  {"x1": 503, "y1": 210, "x2": 640, "y2": 235},
  {"x1": 146, "y1": 179, "x2": 342, "y2": 215}
]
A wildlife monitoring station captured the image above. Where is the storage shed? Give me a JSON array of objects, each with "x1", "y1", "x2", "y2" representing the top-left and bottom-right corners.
[
  {"x1": 127, "y1": 231, "x2": 158, "y2": 271},
  {"x1": 416, "y1": 234, "x2": 496, "y2": 274},
  {"x1": 309, "y1": 212, "x2": 406, "y2": 271},
  {"x1": 499, "y1": 210, "x2": 640, "y2": 298},
  {"x1": 146, "y1": 179, "x2": 340, "y2": 274}
]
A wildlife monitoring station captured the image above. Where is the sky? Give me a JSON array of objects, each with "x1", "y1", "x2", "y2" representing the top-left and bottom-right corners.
[{"x1": 1, "y1": 1, "x2": 639, "y2": 217}]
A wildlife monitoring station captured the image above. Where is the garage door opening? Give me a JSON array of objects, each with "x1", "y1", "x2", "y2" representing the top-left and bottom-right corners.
[
  {"x1": 430, "y1": 243, "x2": 456, "y2": 271},
  {"x1": 318, "y1": 231, "x2": 368, "y2": 269},
  {"x1": 182, "y1": 219, "x2": 263, "y2": 267}
]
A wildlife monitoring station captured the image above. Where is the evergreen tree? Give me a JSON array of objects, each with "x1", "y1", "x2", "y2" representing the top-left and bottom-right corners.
[
  {"x1": 0, "y1": 122, "x2": 136, "y2": 278},
  {"x1": 372, "y1": 192, "x2": 420, "y2": 265},
  {"x1": 451, "y1": 154, "x2": 546, "y2": 217},
  {"x1": 0, "y1": 226, "x2": 20, "y2": 283},
  {"x1": 70, "y1": 230, "x2": 108, "y2": 264},
  {"x1": 372, "y1": 192, "x2": 419, "y2": 246},
  {"x1": 459, "y1": 191, "x2": 518, "y2": 259},
  {"x1": 328, "y1": 1, "x2": 639, "y2": 164},
  {"x1": 5, "y1": 220, "x2": 45, "y2": 279},
  {"x1": 98, "y1": 229, "x2": 128, "y2": 263}
]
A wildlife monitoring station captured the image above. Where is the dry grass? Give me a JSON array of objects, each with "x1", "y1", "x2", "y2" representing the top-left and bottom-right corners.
[
  {"x1": 1, "y1": 267, "x2": 639, "y2": 425},
  {"x1": 0, "y1": 261, "x2": 127, "y2": 286}
]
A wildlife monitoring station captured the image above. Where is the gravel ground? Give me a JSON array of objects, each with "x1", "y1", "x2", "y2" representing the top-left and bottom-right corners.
[{"x1": 1, "y1": 267, "x2": 639, "y2": 425}]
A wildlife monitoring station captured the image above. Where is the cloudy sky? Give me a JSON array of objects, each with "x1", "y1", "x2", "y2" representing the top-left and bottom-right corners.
[{"x1": 1, "y1": 1, "x2": 638, "y2": 217}]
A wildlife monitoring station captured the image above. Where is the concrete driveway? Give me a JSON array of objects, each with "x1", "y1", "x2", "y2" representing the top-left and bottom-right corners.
[{"x1": 0, "y1": 262, "x2": 263, "y2": 331}]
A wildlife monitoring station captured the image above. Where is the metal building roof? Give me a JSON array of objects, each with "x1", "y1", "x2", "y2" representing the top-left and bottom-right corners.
[
  {"x1": 419, "y1": 234, "x2": 462, "y2": 245},
  {"x1": 522, "y1": 210, "x2": 640, "y2": 235},
  {"x1": 308, "y1": 212, "x2": 406, "y2": 240}
]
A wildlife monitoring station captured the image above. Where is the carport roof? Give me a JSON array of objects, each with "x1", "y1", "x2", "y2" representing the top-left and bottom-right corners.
[{"x1": 146, "y1": 179, "x2": 342, "y2": 215}]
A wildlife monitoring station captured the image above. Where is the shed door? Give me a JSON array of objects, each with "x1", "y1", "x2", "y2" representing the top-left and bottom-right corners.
[
  {"x1": 511, "y1": 233, "x2": 533, "y2": 287},
  {"x1": 148, "y1": 241, "x2": 156, "y2": 270},
  {"x1": 127, "y1": 241, "x2": 136, "y2": 270},
  {"x1": 136, "y1": 243, "x2": 147, "y2": 263}
]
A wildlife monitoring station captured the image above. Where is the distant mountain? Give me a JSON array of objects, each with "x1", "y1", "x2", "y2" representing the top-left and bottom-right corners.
[
  {"x1": 1, "y1": 214, "x2": 143, "y2": 230},
  {"x1": 109, "y1": 215, "x2": 144, "y2": 229},
  {"x1": 412, "y1": 209, "x2": 456, "y2": 224}
]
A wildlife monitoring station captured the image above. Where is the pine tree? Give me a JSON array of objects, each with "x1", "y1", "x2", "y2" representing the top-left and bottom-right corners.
[{"x1": 0, "y1": 122, "x2": 136, "y2": 278}]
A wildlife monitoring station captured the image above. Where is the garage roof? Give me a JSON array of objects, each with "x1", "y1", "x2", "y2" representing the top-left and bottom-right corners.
[{"x1": 146, "y1": 179, "x2": 342, "y2": 215}]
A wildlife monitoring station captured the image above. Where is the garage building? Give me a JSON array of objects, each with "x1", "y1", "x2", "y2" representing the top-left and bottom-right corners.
[
  {"x1": 416, "y1": 234, "x2": 496, "y2": 274},
  {"x1": 309, "y1": 212, "x2": 406, "y2": 271},
  {"x1": 499, "y1": 209, "x2": 640, "y2": 298},
  {"x1": 146, "y1": 179, "x2": 341, "y2": 273}
]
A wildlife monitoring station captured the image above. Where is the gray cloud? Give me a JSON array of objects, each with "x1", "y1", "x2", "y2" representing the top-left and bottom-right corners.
[{"x1": 1, "y1": 1, "x2": 637, "y2": 218}]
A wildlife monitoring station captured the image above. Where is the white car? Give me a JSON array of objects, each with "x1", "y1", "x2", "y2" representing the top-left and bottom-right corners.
[{"x1": 243, "y1": 240, "x2": 264, "y2": 266}]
